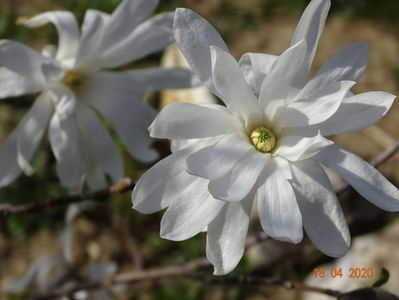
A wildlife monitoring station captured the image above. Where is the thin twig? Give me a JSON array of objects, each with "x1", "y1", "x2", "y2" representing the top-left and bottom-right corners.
[
  {"x1": 27, "y1": 233, "x2": 270, "y2": 300},
  {"x1": 189, "y1": 274, "x2": 343, "y2": 298},
  {"x1": 0, "y1": 178, "x2": 135, "y2": 216}
]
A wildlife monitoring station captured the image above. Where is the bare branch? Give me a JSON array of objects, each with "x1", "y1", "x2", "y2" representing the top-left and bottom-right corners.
[{"x1": 0, "y1": 178, "x2": 135, "y2": 216}]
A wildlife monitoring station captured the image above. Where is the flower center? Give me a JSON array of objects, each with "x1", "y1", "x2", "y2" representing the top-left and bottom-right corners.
[
  {"x1": 62, "y1": 69, "x2": 86, "y2": 89},
  {"x1": 250, "y1": 127, "x2": 276, "y2": 153}
]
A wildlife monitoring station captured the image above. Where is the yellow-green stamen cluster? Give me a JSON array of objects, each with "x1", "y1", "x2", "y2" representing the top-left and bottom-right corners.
[
  {"x1": 62, "y1": 69, "x2": 86, "y2": 89},
  {"x1": 250, "y1": 127, "x2": 276, "y2": 153}
]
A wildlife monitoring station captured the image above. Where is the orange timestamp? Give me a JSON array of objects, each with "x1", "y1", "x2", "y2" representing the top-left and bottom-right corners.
[{"x1": 313, "y1": 267, "x2": 374, "y2": 279}]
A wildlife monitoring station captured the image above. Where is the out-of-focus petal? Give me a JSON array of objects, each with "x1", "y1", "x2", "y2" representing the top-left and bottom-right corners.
[
  {"x1": 0, "y1": 67, "x2": 41, "y2": 98},
  {"x1": 316, "y1": 145, "x2": 399, "y2": 211},
  {"x1": 20, "y1": 11, "x2": 80, "y2": 62},
  {"x1": 81, "y1": 75, "x2": 158, "y2": 162},
  {"x1": 100, "y1": 13, "x2": 174, "y2": 68},
  {"x1": 76, "y1": 104, "x2": 124, "y2": 184},
  {"x1": 0, "y1": 94, "x2": 52, "y2": 187},
  {"x1": 291, "y1": 159, "x2": 350, "y2": 257},
  {"x1": 48, "y1": 113, "x2": 84, "y2": 189},
  {"x1": 0, "y1": 40, "x2": 60, "y2": 85},
  {"x1": 90, "y1": 67, "x2": 197, "y2": 92}
]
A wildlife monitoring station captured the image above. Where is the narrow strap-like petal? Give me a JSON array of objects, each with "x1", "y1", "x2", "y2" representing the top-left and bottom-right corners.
[
  {"x1": 149, "y1": 102, "x2": 240, "y2": 140},
  {"x1": 160, "y1": 177, "x2": 225, "y2": 241},
  {"x1": 206, "y1": 192, "x2": 254, "y2": 275},
  {"x1": 21, "y1": 11, "x2": 80, "y2": 62},
  {"x1": 77, "y1": 104, "x2": 124, "y2": 185},
  {"x1": 291, "y1": 159, "x2": 350, "y2": 257},
  {"x1": 290, "y1": 0, "x2": 331, "y2": 82},
  {"x1": 173, "y1": 8, "x2": 229, "y2": 96},
  {"x1": 211, "y1": 46, "x2": 263, "y2": 127},
  {"x1": 298, "y1": 42, "x2": 368, "y2": 98},
  {"x1": 0, "y1": 67, "x2": 41, "y2": 98},
  {"x1": 316, "y1": 145, "x2": 399, "y2": 211},
  {"x1": 257, "y1": 159, "x2": 303, "y2": 243},
  {"x1": 208, "y1": 148, "x2": 267, "y2": 202},
  {"x1": 0, "y1": 40, "x2": 60, "y2": 85}
]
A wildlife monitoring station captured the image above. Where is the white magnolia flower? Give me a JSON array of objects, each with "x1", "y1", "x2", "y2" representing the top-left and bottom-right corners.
[
  {"x1": 0, "y1": 0, "x2": 195, "y2": 190},
  {"x1": 132, "y1": 0, "x2": 399, "y2": 275}
]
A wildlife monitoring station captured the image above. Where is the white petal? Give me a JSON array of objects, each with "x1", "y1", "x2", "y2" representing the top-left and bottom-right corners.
[
  {"x1": 48, "y1": 113, "x2": 84, "y2": 189},
  {"x1": 274, "y1": 133, "x2": 333, "y2": 161},
  {"x1": 211, "y1": 46, "x2": 262, "y2": 127},
  {"x1": 160, "y1": 176, "x2": 225, "y2": 241},
  {"x1": 316, "y1": 145, "x2": 399, "y2": 211},
  {"x1": 132, "y1": 139, "x2": 218, "y2": 213},
  {"x1": 0, "y1": 94, "x2": 52, "y2": 187},
  {"x1": 48, "y1": 84, "x2": 76, "y2": 120},
  {"x1": 186, "y1": 133, "x2": 253, "y2": 180},
  {"x1": 291, "y1": 159, "x2": 350, "y2": 257},
  {"x1": 0, "y1": 40, "x2": 60, "y2": 85},
  {"x1": 21, "y1": 11, "x2": 80, "y2": 61},
  {"x1": 90, "y1": 67, "x2": 196, "y2": 92},
  {"x1": 238, "y1": 52, "x2": 278, "y2": 94},
  {"x1": 259, "y1": 40, "x2": 307, "y2": 121},
  {"x1": 278, "y1": 80, "x2": 355, "y2": 128},
  {"x1": 97, "y1": 0, "x2": 159, "y2": 53},
  {"x1": 76, "y1": 104, "x2": 124, "y2": 183},
  {"x1": 0, "y1": 67, "x2": 41, "y2": 98},
  {"x1": 208, "y1": 148, "x2": 267, "y2": 202},
  {"x1": 316, "y1": 92, "x2": 396, "y2": 136},
  {"x1": 206, "y1": 192, "x2": 254, "y2": 275},
  {"x1": 299, "y1": 43, "x2": 368, "y2": 98},
  {"x1": 82, "y1": 76, "x2": 158, "y2": 162},
  {"x1": 75, "y1": 9, "x2": 109, "y2": 69},
  {"x1": 100, "y1": 13, "x2": 174, "y2": 68},
  {"x1": 149, "y1": 102, "x2": 240, "y2": 140},
  {"x1": 257, "y1": 159, "x2": 302, "y2": 243},
  {"x1": 291, "y1": 0, "x2": 331, "y2": 81},
  {"x1": 173, "y1": 8, "x2": 228, "y2": 95}
]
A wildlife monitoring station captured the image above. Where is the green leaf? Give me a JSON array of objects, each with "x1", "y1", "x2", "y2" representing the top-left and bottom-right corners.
[{"x1": 373, "y1": 268, "x2": 390, "y2": 288}]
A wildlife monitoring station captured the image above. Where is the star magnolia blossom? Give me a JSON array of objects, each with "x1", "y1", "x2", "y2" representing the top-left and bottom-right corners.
[
  {"x1": 0, "y1": 0, "x2": 195, "y2": 189},
  {"x1": 132, "y1": 0, "x2": 399, "y2": 275}
]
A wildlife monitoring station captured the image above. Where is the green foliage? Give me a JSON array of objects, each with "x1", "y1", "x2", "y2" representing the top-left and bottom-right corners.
[{"x1": 372, "y1": 268, "x2": 390, "y2": 288}]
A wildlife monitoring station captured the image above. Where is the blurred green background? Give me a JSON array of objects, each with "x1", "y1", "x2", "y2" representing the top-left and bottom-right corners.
[{"x1": 1, "y1": 0, "x2": 399, "y2": 299}]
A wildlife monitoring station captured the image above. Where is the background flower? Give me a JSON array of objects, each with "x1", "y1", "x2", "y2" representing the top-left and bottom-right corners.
[{"x1": 0, "y1": 0, "x2": 196, "y2": 190}]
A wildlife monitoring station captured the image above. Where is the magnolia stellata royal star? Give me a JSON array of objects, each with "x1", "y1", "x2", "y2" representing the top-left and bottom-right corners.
[
  {"x1": 132, "y1": 0, "x2": 399, "y2": 275},
  {"x1": 0, "y1": 0, "x2": 196, "y2": 190}
]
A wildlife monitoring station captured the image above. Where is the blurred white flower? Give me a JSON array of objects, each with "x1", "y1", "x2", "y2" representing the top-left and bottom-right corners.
[
  {"x1": 132, "y1": 0, "x2": 399, "y2": 275},
  {"x1": 0, "y1": 0, "x2": 196, "y2": 189}
]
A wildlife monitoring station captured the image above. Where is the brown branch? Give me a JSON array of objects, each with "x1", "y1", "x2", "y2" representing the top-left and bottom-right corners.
[
  {"x1": 26, "y1": 232, "x2": 269, "y2": 300},
  {"x1": 189, "y1": 274, "x2": 343, "y2": 298},
  {"x1": 0, "y1": 178, "x2": 135, "y2": 216}
]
